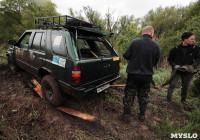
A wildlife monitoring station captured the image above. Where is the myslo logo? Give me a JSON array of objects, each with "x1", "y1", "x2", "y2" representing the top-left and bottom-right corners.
[{"x1": 171, "y1": 133, "x2": 198, "y2": 139}]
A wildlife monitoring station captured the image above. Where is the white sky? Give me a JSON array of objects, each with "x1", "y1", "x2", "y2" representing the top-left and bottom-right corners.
[{"x1": 51, "y1": 0, "x2": 196, "y2": 19}]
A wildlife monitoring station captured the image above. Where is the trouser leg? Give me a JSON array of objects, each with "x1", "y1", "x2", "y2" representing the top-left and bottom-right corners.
[
  {"x1": 167, "y1": 73, "x2": 180, "y2": 101},
  {"x1": 180, "y1": 73, "x2": 193, "y2": 101},
  {"x1": 123, "y1": 83, "x2": 137, "y2": 114},
  {"x1": 138, "y1": 83, "x2": 150, "y2": 115}
]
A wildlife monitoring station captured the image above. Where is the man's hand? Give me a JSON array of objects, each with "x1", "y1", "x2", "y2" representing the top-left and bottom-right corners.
[
  {"x1": 174, "y1": 65, "x2": 181, "y2": 69},
  {"x1": 177, "y1": 65, "x2": 194, "y2": 73}
]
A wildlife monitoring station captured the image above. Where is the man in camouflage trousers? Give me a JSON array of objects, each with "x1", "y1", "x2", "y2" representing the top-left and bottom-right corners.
[{"x1": 123, "y1": 26, "x2": 160, "y2": 122}]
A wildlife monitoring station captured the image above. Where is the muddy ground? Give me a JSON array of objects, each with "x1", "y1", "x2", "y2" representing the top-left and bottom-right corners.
[{"x1": 0, "y1": 64, "x2": 195, "y2": 140}]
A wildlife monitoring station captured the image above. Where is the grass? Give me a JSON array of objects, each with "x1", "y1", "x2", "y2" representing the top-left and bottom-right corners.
[
  {"x1": 119, "y1": 64, "x2": 200, "y2": 138},
  {"x1": 151, "y1": 68, "x2": 200, "y2": 138},
  {"x1": 0, "y1": 101, "x2": 47, "y2": 140},
  {"x1": 153, "y1": 68, "x2": 172, "y2": 85},
  {"x1": 0, "y1": 54, "x2": 200, "y2": 139},
  {"x1": 71, "y1": 130, "x2": 96, "y2": 140},
  {"x1": 104, "y1": 89, "x2": 122, "y2": 108},
  {"x1": 0, "y1": 49, "x2": 7, "y2": 66},
  {"x1": 71, "y1": 129, "x2": 119, "y2": 140}
]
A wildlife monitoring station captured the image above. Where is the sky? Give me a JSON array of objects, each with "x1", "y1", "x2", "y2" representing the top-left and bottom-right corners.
[{"x1": 51, "y1": 0, "x2": 196, "y2": 18}]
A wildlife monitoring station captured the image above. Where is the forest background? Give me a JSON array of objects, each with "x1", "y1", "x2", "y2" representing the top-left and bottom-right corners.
[{"x1": 0, "y1": 0, "x2": 200, "y2": 66}]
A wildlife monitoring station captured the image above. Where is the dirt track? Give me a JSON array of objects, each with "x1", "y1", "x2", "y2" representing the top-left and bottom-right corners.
[{"x1": 0, "y1": 64, "x2": 192, "y2": 140}]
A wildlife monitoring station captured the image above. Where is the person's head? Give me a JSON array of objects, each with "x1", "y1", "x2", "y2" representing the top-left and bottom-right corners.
[
  {"x1": 142, "y1": 26, "x2": 154, "y2": 37},
  {"x1": 181, "y1": 32, "x2": 195, "y2": 46}
]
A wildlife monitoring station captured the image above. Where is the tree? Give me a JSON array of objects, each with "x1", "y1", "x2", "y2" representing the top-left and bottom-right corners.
[
  {"x1": 0, "y1": 0, "x2": 59, "y2": 43},
  {"x1": 116, "y1": 22, "x2": 140, "y2": 64},
  {"x1": 141, "y1": 6, "x2": 185, "y2": 39}
]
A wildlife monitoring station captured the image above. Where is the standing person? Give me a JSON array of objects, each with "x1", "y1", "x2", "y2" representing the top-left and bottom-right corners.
[
  {"x1": 163, "y1": 32, "x2": 200, "y2": 105},
  {"x1": 123, "y1": 26, "x2": 161, "y2": 122}
]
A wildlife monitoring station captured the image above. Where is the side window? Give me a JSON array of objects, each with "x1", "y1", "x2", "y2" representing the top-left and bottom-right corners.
[
  {"x1": 51, "y1": 32, "x2": 68, "y2": 57},
  {"x1": 32, "y1": 32, "x2": 45, "y2": 51},
  {"x1": 19, "y1": 33, "x2": 31, "y2": 48}
]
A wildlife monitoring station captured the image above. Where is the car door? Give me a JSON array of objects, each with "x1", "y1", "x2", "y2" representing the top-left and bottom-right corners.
[
  {"x1": 15, "y1": 32, "x2": 32, "y2": 71},
  {"x1": 28, "y1": 31, "x2": 46, "y2": 75}
]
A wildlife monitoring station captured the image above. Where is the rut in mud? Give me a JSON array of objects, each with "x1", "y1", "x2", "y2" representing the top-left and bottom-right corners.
[{"x1": 0, "y1": 64, "x2": 194, "y2": 140}]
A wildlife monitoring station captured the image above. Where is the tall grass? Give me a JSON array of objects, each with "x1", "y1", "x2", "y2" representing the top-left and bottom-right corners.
[
  {"x1": 152, "y1": 68, "x2": 171, "y2": 85},
  {"x1": 0, "y1": 50, "x2": 7, "y2": 65}
]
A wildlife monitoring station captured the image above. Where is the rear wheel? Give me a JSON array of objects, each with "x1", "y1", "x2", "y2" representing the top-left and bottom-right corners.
[{"x1": 41, "y1": 75, "x2": 63, "y2": 107}]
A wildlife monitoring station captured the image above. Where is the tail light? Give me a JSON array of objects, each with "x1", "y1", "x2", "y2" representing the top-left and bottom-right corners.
[{"x1": 72, "y1": 67, "x2": 81, "y2": 83}]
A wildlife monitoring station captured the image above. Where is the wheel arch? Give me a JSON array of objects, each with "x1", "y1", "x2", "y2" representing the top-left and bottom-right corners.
[{"x1": 38, "y1": 67, "x2": 52, "y2": 78}]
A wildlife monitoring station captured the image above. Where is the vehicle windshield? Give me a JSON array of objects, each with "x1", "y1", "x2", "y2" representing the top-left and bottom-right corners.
[{"x1": 77, "y1": 37, "x2": 113, "y2": 59}]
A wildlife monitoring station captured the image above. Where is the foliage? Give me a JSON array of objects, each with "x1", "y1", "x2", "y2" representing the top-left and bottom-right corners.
[
  {"x1": 182, "y1": 108, "x2": 200, "y2": 124},
  {"x1": 116, "y1": 22, "x2": 140, "y2": 64},
  {"x1": 152, "y1": 68, "x2": 171, "y2": 85},
  {"x1": 0, "y1": 0, "x2": 59, "y2": 43},
  {"x1": 1, "y1": 0, "x2": 199, "y2": 64}
]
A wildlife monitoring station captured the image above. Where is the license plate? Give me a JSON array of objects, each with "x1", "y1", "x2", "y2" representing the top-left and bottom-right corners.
[{"x1": 97, "y1": 84, "x2": 110, "y2": 93}]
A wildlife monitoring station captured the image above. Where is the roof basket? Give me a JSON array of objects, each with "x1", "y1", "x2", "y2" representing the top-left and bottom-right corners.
[
  {"x1": 35, "y1": 15, "x2": 94, "y2": 29},
  {"x1": 35, "y1": 15, "x2": 112, "y2": 37}
]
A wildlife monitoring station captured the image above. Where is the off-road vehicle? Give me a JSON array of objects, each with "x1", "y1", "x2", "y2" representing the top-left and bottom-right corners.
[{"x1": 6, "y1": 15, "x2": 120, "y2": 106}]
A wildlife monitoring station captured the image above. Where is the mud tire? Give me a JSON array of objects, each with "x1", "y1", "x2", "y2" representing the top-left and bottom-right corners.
[{"x1": 41, "y1": 75, "x2": 63, "y2": 107}]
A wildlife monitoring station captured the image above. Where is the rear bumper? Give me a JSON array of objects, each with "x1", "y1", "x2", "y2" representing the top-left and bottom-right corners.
[{"x1": 58, "y1": 75, "x2": 120, "y2": 97}]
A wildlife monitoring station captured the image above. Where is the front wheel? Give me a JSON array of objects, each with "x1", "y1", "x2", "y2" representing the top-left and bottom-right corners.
[{"x1": 41, "y1": 75, "x2": 63, "y2": 107}]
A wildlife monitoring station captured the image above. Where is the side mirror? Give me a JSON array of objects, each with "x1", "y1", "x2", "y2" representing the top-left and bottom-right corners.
[{"x1": 8, "y1": 40, "x2": 18, "y2": 46}]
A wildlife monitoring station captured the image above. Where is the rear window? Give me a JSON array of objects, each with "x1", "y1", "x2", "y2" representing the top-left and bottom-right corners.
[{"x1": 77, "y1": 38, "x2": 113, "y2": 59}]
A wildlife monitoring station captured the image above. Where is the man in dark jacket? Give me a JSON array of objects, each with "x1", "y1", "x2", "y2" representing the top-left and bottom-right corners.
[
  {"x1": 123, "y1": 26, "x2": 161, "y2": 122},
  {"x1": 163, "y1": 32, "x2": 200, "y2": 104}
]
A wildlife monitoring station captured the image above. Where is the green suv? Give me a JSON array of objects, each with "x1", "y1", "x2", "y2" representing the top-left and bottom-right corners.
[{"x1": 6, "y1": 15, "x2": 120, "y2": 106}]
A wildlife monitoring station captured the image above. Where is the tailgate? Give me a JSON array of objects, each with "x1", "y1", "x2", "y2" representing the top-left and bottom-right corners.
[
  {"x1": 80, "y1": 57, "x2": 119, "y2": 85},
  {"x1": 76, "y1": 36, "x2": 120, "y2": 88}
]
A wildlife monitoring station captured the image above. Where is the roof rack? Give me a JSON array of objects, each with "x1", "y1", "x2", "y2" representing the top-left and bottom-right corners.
[
  {"x1": 35, "y1": 15, "x2": 94, "y2": 29},
  {"x1": 35, "y1": 15, "x2": 112, "y2": 37}
]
